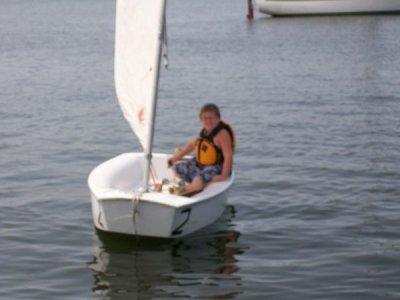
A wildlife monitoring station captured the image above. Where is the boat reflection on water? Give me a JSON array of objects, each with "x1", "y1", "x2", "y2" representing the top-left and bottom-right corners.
[{"x1": 87, "y1": 206, "x2": 245, "y2": 299}]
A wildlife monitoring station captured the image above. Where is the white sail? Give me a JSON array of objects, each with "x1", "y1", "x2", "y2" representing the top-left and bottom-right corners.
[{"x1": 115, "y1": 0, "x2": 166, "y2": 153}]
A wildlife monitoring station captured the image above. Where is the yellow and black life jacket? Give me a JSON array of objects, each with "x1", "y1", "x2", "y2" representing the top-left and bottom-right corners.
[{"x1": 195, "y1": 120, "x2": 235, "y2": 166}]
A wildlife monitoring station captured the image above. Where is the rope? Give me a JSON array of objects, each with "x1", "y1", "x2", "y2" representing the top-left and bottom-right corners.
[
  {"x1": 131, "y1": 163, "x2": 159, "y2": 236},
  {"x1": 131, "y1": 189, "x2": 142, "y2": 236},
  {"x1": 150, "y1": 164, "x2": 157, "y2": 186}
]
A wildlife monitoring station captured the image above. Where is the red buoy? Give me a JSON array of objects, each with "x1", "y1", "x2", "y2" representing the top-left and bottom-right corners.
[{"x1": 247, "y1": 0, "x2": 254, "y2": 19}]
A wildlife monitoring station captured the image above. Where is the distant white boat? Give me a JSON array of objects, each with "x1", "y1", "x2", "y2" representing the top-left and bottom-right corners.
[
  {"x1": 88, "y1": 0, "x2": 234, "y2": 238},
  {"x1": 254, "y1": 0, "x2": 400, "y2": 16}
]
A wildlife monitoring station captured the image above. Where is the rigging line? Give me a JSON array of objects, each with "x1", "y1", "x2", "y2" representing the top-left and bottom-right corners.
[
  {"x1": 162, "y1": 14, "x2": 168, "y2": 68},
  {"x1": 150, "y1": 162, "x2": 159, "y2": 187},
  {"x1": 131, "y1": 190, "x2": 142, "y2": 236}
]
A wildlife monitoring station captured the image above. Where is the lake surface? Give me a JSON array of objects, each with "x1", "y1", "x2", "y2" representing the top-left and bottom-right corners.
[{"x1": 1, "y1": 0, "x2": 400, "y2": 299}]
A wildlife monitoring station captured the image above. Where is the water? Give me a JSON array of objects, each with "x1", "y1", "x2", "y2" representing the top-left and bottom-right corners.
[{"x1": 1, "y1": 0, "x2": 400, "y2": 299}]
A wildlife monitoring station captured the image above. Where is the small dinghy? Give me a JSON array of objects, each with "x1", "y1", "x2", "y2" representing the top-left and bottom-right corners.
[
  {"x1": 254, "y1": 0, "x2": 400, "y2": 16},
  {"x1": 88, "y1": 0, "x2": 234, "y2": 238}
]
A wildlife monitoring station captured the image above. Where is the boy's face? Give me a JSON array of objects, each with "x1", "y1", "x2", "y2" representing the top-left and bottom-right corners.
[{"x1": 200, "y1": 111, "x2": 219, "y2": 132}]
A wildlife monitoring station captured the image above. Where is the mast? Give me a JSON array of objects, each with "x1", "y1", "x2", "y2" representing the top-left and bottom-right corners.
[{"x1": 142, "y1": 1, "x2": 167, "y2": 191}]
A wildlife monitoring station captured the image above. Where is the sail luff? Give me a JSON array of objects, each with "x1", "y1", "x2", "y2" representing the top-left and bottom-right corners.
[{"x1": 142, "y1": 1, "x2": 167, "y2": 191}]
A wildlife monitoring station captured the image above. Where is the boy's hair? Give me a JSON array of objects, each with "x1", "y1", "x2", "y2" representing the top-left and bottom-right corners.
[{"x1": 199, "y1": 103, "x2": 221, "y2": 118}]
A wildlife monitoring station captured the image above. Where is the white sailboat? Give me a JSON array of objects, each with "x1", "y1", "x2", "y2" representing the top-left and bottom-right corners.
[
  {"x1": 253, "y1": 0, "x2": 400, "y2": 16},
  {"x1": 88, "y1": 0, "x2": 234, "y2": 238}
]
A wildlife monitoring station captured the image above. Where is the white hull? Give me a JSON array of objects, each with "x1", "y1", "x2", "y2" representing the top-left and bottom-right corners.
[
  {"x1": 88, "y1": 153, "x2": 234, "y2": 238},
  {"x1": 255, "y1": 0, "x2": 400, "y2": 16}
]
